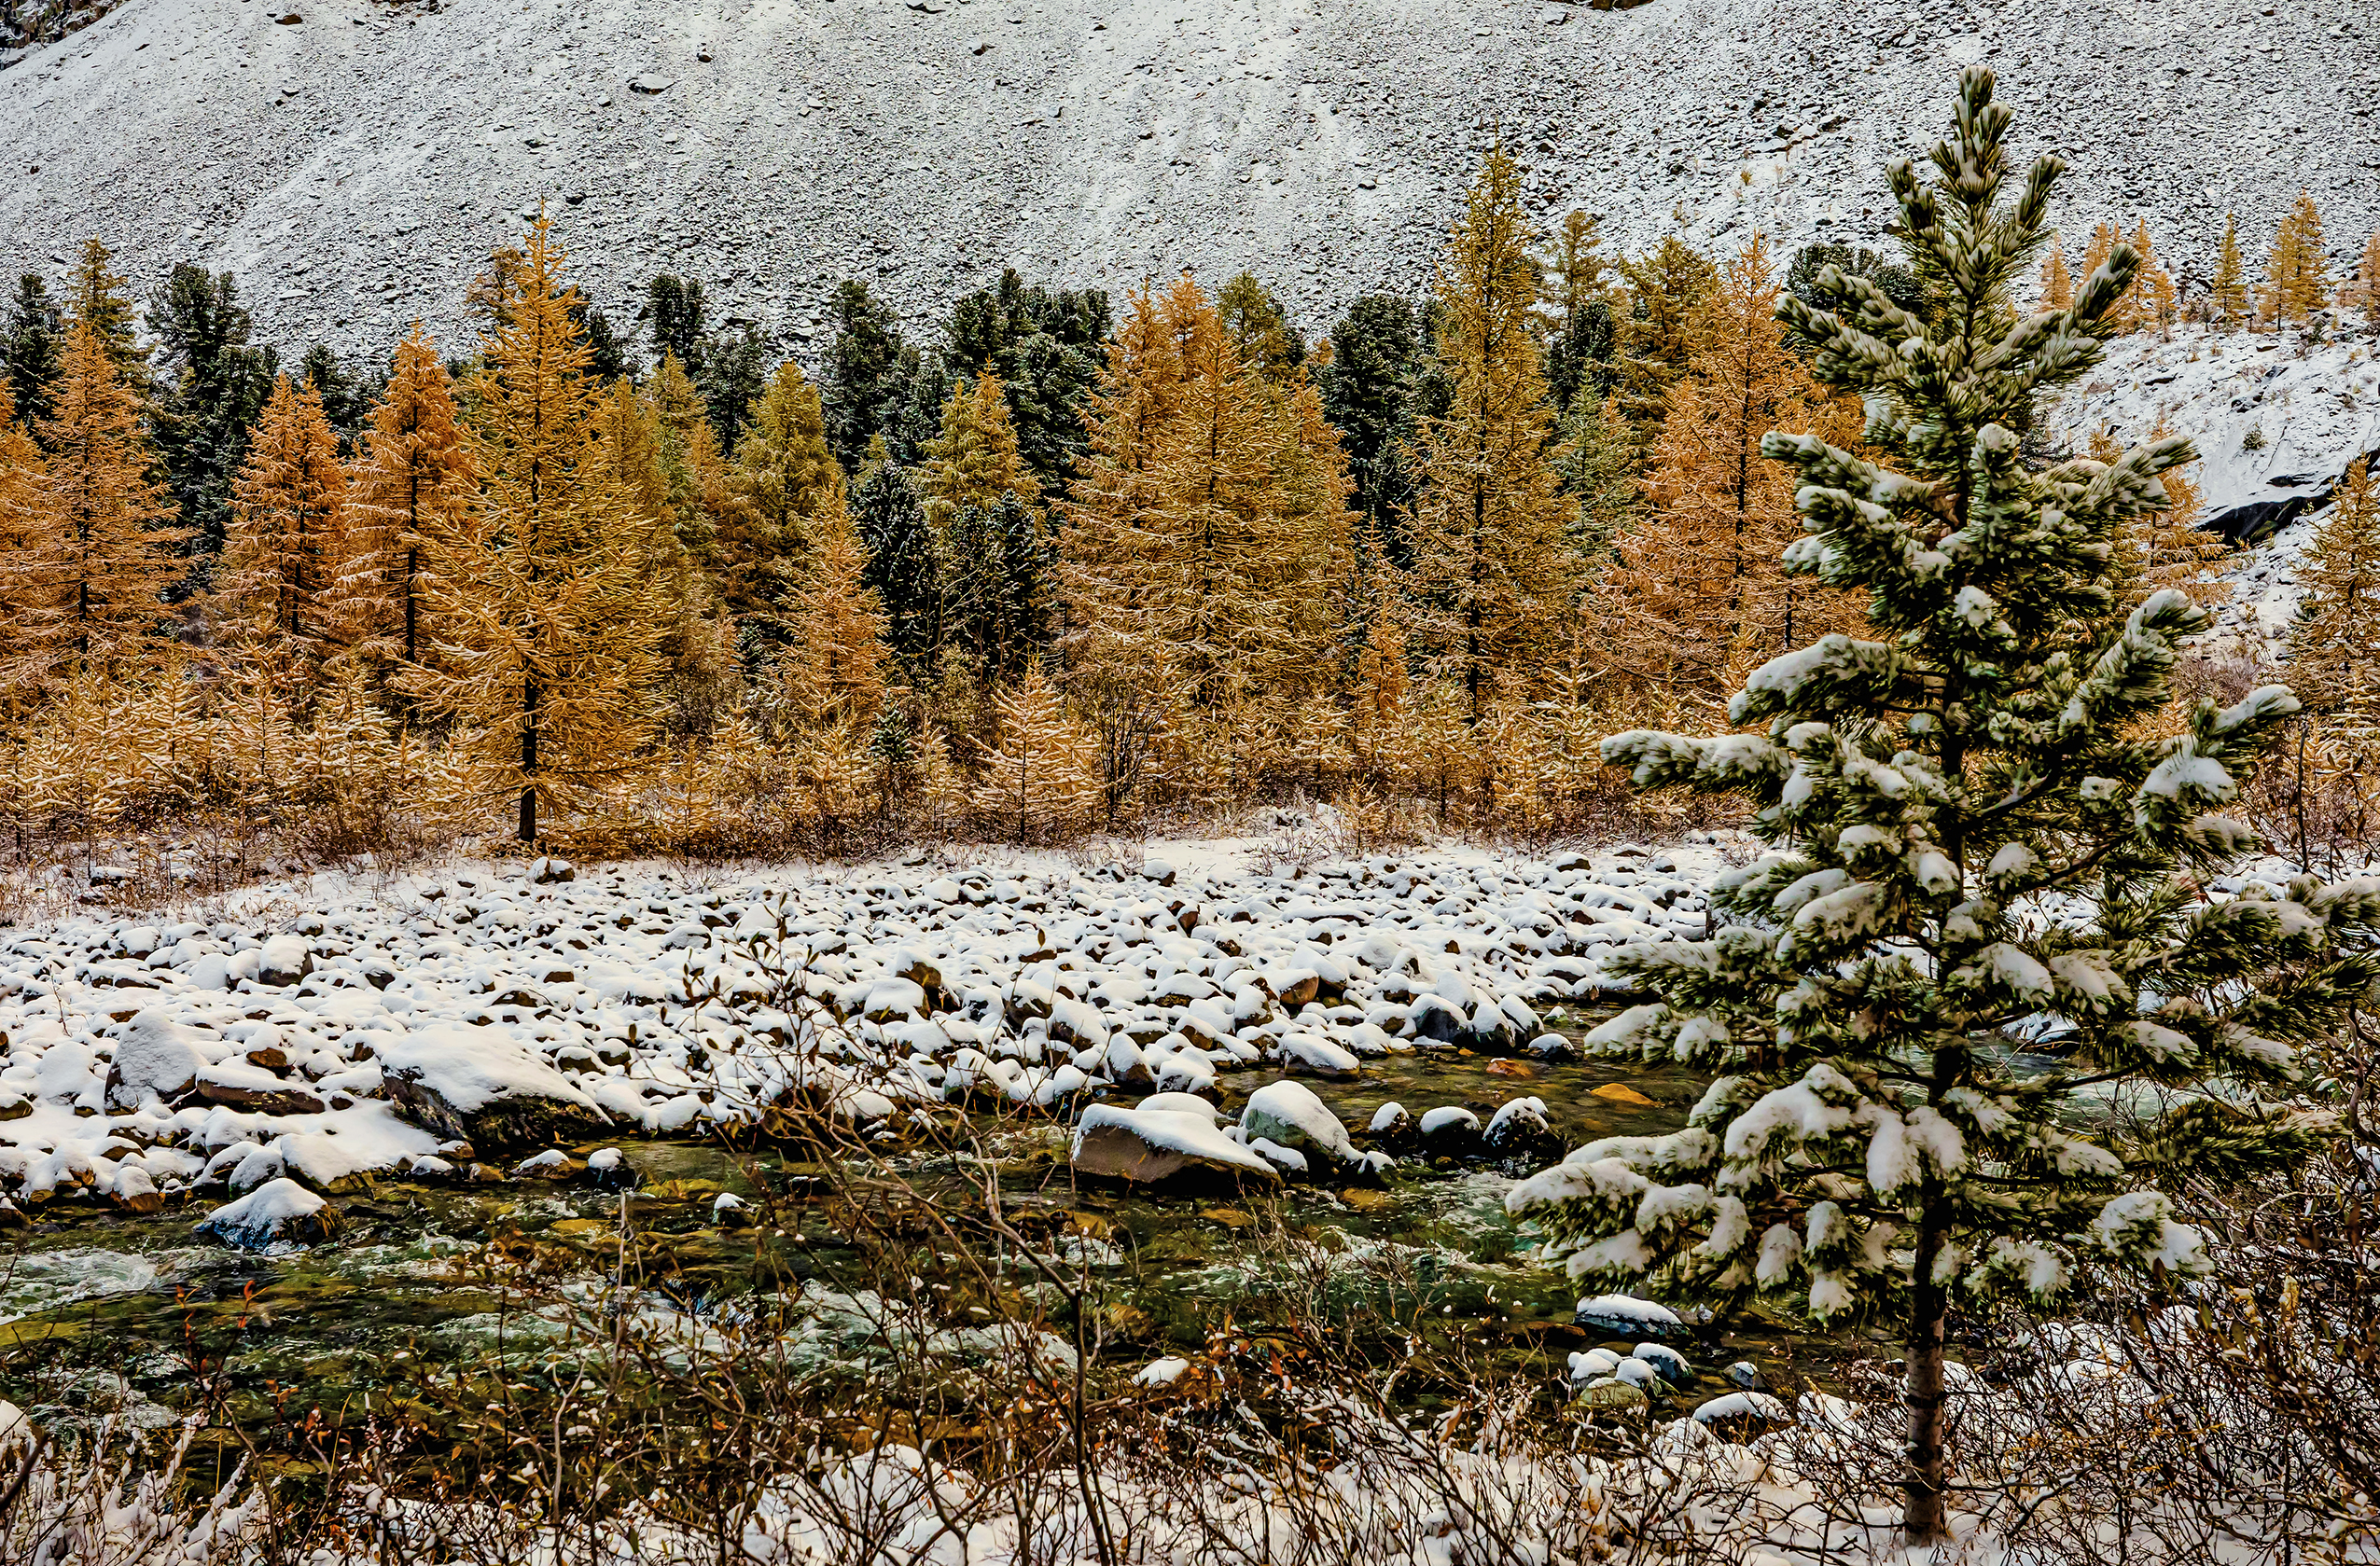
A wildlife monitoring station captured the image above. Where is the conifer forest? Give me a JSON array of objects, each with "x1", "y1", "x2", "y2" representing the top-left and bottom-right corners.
[{"x1": 2, "y1": 19, "x2": 2380, "y2": 1566}]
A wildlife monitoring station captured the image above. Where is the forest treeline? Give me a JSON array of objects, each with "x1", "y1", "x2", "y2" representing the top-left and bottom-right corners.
[{"x1": 1, "y1": 161, "x2": 2376, "y2": 856}]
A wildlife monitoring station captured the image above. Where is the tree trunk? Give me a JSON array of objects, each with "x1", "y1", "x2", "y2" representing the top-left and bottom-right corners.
[
  {"x1": 519, "y1": 676, "x2": 540, "y2": 844},
  {"x1": 1904, "y1": 1204, "x2": 1951, "y2": 1543}
]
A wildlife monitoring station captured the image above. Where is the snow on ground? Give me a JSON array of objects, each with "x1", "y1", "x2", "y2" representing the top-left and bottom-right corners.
[{"x1": 0, "y1": 835, "x2": 1736, "y2": 1219}]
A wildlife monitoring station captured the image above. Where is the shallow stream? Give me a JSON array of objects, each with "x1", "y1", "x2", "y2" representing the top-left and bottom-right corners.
[{"x1": 0, "y1": 1047, "x2": 1859, "y2": 1446}]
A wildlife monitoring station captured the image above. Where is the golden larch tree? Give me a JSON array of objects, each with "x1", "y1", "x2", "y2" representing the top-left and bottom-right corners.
[
  {"x1": 971, "y1": 659, "x2": 1101, "y2": 842},
  {"x1": 2292, "y1": 457, "x2": 2380, "y2": 728},
  {"x1": 0, "y1": 386, "x2": 45, "y2": 685},
  {"x1": 2355, "y1": 225, "x2": 2380, "y2": 326},
  {"x1": 721, "y1": 360, "x2": 842, "y2": 625},
  {"x1": 1404, "y1": 145, "x2": 1579, "y2": 721},
  {"x1": 348, "y1": 326, "x2": 478, "y2": 669},
  {"x1": 2127, "y1": 220, "x2": 2177, "y2": 332},
  {"x1": 647, "y1": 352, "x2": 728, "y2": 580},
  {"x1": 68, "y1": 238, "x2": 146, "y2": 392},
  {"x1": 2039, "y1": 235, "x2": 2073, "y2": 311},
  {"x1": 2260, "y1": 191, "x2": 2329, "y2": 327},
  {"x1": 771, "y1": 478, "x2": 889, "y2": 734},
  {"x1": 216, "y1": 372, "x2": 355, "y2": 687},
  {"x1": 4, "y1": 323, "x2": 183, "y2": 687},
  {"x1": 921, "y1": 371, "x2": 1037, "y2": 533},
  {"x1": 1601, "y1": 235, "x2": 1858, "y2": 704},
  {"x1": 402, "y1": 219, "x2": 666, "y2": 843}
]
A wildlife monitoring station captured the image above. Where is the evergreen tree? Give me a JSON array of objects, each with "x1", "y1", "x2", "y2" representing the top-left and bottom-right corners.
[
  {"x1": 698, "y1": 324, "x2": 771, "y2": 451},
  {"x1": 941, "y1": 268, "x2": 1109, "y2": 492},
  {"x1": 647, "y1": 273, "x2": 709, "y2": 376},
  {"x1": 407, "y1": 220, "x2": 666, "y2": 843},
  {"x1": 1614, "y1": 235, "x2": 1719, "y2": 450},
  {"x1": 299, "y1": 343, "x2": 373, "y2": 452},
  {"x1": 1787, "y1": 243, "x2": 1926, "y2": 319},
  {"x1": 68, "y1": 238, "x2": 148, "y2": 393},
  {"x1": 1405, "y1": 146, "x2": 1578, "y2": 721},
  {"x1": 2210, "y1": 214, "x2": 2248, "y2": 328},
  {"x1": 216, "y1": 372, "x2": 354, "y2": 687},
  {"x1": 850, "y1": 454, "x2": 937, "y2": 668},
  {"x1": 1318, "y1": 293, "x2": 1427, "y2": 548},
  {"x1": 720, "y1": 359, "x2": 842, "y2": 626},
  {"x1": 568, "y1": 296, "x2": 636, "y2": 382},
  {"x1": 3, "y1": 275, "x2": 64, "y2": 433},
  {"x1": 819, "y1": 279, "x2": 912, "y2": 475},
  {"x1": 347, "y1": 326, "x2": 476, "y2": 668},
  {"x1": 150, "y1": 264, "x2": 277, "y2": 559},
  {"x1": 4, "y1": 322, "x2": 183, "y2": 686},
  {"x1": 1216, "y1": 271, "x2": 1305, "y2": 382},
  {"x1": 1507, "y1": 69, "x2": 2362, "y2": 1546},
  {"x1": 2291, "y1": 457, "x2": 2380, "y2": 728},
  {"x1": 2038, "y1": 234, "x2": 2073, "y2": 311},
  {"x1": 940, "y1": 491, "x2": 1048, "y2": 684},
  {"x1": 1552, "y1": 391, "x2": 1638, "y2": 575}
]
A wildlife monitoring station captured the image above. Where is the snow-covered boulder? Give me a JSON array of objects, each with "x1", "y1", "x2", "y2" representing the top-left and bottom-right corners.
[
  {"x1": 1417, "y1": 1104, "x2": 1483, "y2": 1157},
  {"x1": 378, "y1": 1023, "x2": 606, "y2": 1150},
  {"x1": 1239, "y1": 1080, "x2": 1357, "y2": 1169},
  {"x1": 1482, "y1": 1096, "x2": 1562, "y2": 1162},
  {"x1": 1070, "y1": 1102, "x2": 1280, "y2": 1186},
  {"x1": 255, "y1": 934, "x2": 313, "y2": 987},
  {"x1": 103, "y1": 1008, "x2": 204, "y2": 1111},
  {"x1": 197, "y1": 1178, "x2": 340, "y2": 1249},
  {"x1": 1574, "y1": 1293, "x2": 1686, "y2": 1341}
]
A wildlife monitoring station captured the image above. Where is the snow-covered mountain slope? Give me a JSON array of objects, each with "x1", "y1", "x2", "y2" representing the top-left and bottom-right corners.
[
  {"x1": 2, "y1": 0, "x2": 2373, "y2": 357},
  {"x1": 2044, "y1": 325, "x2": 2380, "y2": 655},
  {"x1": 2048, "y1": 327, "x2": 2380, "y2": 537}
]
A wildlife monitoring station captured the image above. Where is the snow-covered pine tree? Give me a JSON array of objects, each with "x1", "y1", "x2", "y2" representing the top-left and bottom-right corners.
[{"x1": 1506, "y1": 68, "x2": 2373, "y2": 1545}]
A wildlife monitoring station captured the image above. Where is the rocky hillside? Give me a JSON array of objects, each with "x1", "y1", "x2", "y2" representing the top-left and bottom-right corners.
[{"x1": 1, "y1": 0, "x2": 2374, "y2": 356}]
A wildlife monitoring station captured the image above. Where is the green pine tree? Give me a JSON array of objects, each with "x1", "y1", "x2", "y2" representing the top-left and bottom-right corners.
[
  {"x1": 4, "y1": 275, "x2": 65, "y2": 433},
  {"x1": 1217, "y1": 271, "x2": 1307, "y2": 382},
  {"x1": 851, "y1": 452, "x2": 938, "y2": 668},
  {"x1": 820, "y1": 280, "x2": 913, "y2": 475},
  {"x1": 1615, "y1": 235, "x2": 1718, "y2": 450},
  {"x1": 1508, "y1": 68, "x2": 2368, "y2": 1546},
  {"x1": 150, "y1": 264, "x2": 279, "y2": 560},
  {"x1": 1316, "y1": 293, "x2": 1428, "y2": 555}
]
